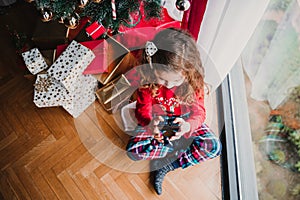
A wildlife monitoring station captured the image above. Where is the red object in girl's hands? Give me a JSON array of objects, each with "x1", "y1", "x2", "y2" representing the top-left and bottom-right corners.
[{"x1": 86, "y1": 21, "x2": 106, "y2": 40}]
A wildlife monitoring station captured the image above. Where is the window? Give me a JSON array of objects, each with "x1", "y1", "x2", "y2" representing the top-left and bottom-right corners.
[{"x1": 222, "y1": 1, "x2": 300, "y2": 199}]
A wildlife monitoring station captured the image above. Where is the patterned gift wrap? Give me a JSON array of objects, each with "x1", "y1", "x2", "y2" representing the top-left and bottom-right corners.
[
  {"x1": 62, "y1": 74, "x2": 97, "y2": 118},
  {"x1": 33, "y1": 73, "x2": 68, "y2": 108},
  {"x1": 22, "y1": 48, "x2": 48, "y2": 75},
  {"x1": 47, "y1": 40, "x2": 95, "y2": 92}
]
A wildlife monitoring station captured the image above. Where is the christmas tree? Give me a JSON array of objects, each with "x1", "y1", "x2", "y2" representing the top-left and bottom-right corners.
[{"x1": 26, "y1": 0, "x2": 162, "y2": 32}]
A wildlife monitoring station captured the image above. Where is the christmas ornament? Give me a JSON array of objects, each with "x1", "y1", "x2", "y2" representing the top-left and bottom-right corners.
[
  {"x1": 63, "y1": 13, "x2": 80, "y2": 29},
  {"x1": 111, "y1": 0, "x2": 117, "y2": 20},
  {"x1": 163, "y1": 0, "x2": 183, "y2": 21},
  {"x1": 25, "y1": 0, "x2": 34, "y2": 3},
  {"x1": 79, "y1": 0, "x2": 89, "y2": 8},
  {"x1": 34, "y1": 76, "x2": 52, "y2": 93},
  {"x1": 92, "y1": 0, "x2": 103, "y2": 3},
  {"x1": 40, "y1": 8, "x2": 53, "y2": 22},
  {"x1": 175, "y1": 0, "x2": 191, "y2": 11},
  {"x1": 58, "y1": 17, "x2": 64, "y2": 24}
]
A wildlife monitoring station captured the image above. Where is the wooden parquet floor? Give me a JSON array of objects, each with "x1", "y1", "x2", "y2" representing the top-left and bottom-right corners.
[
  {"x1": 0, "y1": 73, "x2": 222, "y2": 199},
  {"x1": 0, "y1": 2, "x2": 222, "y2": 199}
]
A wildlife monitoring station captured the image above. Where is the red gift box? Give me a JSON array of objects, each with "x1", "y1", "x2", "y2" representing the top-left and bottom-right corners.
[
  {"x1": 56, "y1": 40, "x2": 108, "y2": 75},
  {"x1": 85, "y1": 21, "x2": 106, "y2": 40}
]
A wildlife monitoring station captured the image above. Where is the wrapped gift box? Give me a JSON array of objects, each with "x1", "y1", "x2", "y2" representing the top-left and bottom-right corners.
[
  {"x1": 22, "y1": 48, "x2": 48, "y2": 75},
  {"x1": 96, "y1": 36, "x2": 137, "y2": 85},
  {"x1": 85, "y1": 21, "x2": 106, "y2": 40},
  {"x1": 62, "y1": 74, "x2": 97, "y2": 118},
  {"x1": 33, "y1": 73, "x2": 68, "y2": 107},
  {"x1": 96, "y1": 74, "x2": 135, "y2": 113},
  {"x1": 34, "y1": 73, "x2": 97, "y2": 118},
  {"x1": 27, "y1": 41, "x2": 98, "y2": 118},
  {"x1": 55, "y1": 39, "x2": 108, "y2": 75},
  {"x1": 47, "y1": 40, "x2": 95, "y2": 92}
]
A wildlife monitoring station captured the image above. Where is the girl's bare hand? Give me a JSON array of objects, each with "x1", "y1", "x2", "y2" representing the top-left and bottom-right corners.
[
  {"x1": 151, "y1": 116, "x2": 164, "y2": 142},
  {"x1": 151, "y1": 116, "x2": 164, "y2": 133},
  {"x1": 170, "y1": 117, "x2": 191, "y2": 141},
  {"x1": 152, "y1": 116, "x2": 164, "y2": 127}
]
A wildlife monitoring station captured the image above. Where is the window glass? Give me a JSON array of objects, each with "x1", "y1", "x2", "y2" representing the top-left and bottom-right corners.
[{"x1": 241, "y1": 0, "x2": 300, "y2": 199}]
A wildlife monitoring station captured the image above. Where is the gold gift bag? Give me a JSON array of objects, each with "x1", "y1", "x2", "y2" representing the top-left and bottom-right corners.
[
  {"x1": 96, "y1": 74, "x2": 135, "y2": 113},
  {"x1": 96, "y1": 36, "x2": 137, "y2": 85}
]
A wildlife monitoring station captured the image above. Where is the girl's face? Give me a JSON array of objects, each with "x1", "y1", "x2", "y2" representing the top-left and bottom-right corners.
[{"x1": 154, "y1": 70, "x2": 185, "y2": 89}]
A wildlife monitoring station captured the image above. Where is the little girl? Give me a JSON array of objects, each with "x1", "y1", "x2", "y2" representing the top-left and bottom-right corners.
[{"x1": 126, "y1": 28, "x2": 222, "y2": 195}]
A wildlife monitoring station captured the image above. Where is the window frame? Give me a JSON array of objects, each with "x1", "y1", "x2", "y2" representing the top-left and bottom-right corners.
[{"x1": 220, "y1": 63, "x2": 259, "y2": 200}]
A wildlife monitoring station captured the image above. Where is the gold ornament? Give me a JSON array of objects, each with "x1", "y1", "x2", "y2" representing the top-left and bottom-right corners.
[
  {"x1": 34, "y1": 76, "x2": 52, "y2": 93},
  {"x1": 92, "y1": 0, "x2": 103, "y2": 3},
  {"x1": 79, "y1": 0, "x2": 89, "y2": 8},
  {"x1": 58, "y1": 17, "x2": 64, "y2": 24},
  {"x1": 40, "y1": 8, "x2": 53, "y2": 22},
  {"x1": 63, "y1": 13, "x2": 80, "y2": 29}
]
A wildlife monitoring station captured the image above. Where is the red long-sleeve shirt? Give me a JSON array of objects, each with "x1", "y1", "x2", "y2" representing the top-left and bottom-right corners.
[{"x1": 135, "y1": 85, "x2": 206, "y2": 138}]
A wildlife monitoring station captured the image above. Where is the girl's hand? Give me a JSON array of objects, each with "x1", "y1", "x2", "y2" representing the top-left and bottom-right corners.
[
  {"x1": 170, "y1": 117, "x2": 191, "y2": 141},
  {"x1": 151, "y1": 116, "x2": 164, "y2": 142},
  {"x1": 152, "y1": 116, "x2": 164, "y2": 127}
]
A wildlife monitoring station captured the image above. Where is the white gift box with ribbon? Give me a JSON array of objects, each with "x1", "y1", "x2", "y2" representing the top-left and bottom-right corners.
[
  {"x1": 31, "y1": 40, "x2": 98, "y2": 118},
  {"x1": 33, "y1": 73, "x2": 68, "y2": 108}
]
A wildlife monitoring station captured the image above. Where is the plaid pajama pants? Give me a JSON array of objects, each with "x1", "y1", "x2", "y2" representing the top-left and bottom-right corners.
[{"x1": 126, "y1": 123, "x2": 222, "y2": 169}]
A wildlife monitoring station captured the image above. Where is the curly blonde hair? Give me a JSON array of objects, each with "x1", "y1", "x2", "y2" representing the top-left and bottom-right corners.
[{"x1": 137, "y1": 28, "x2": 205, "y2": 105}]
